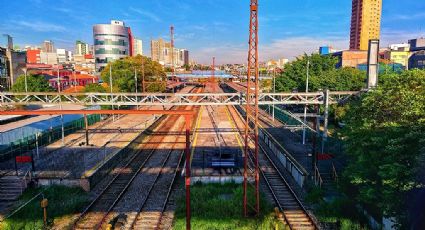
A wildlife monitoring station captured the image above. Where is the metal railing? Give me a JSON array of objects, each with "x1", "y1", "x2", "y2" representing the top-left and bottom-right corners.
[
  {"x1": 0, "y1": 91, "x2": 358, "y2": 106},
  {"x1": 331, "y1": 162, "x2": 339, "y2": 183},
  {"x1": 314, "y1": 166, "x2": 323, "y2": 188}
]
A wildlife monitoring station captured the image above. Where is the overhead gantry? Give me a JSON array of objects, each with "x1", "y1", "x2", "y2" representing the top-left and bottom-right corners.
[{"x1": 0, "y1": 91, "x2": 360, "y2": 106}]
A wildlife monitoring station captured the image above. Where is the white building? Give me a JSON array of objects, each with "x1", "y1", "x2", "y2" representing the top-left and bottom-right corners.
[
  {"x1": 56, "y1": 49, "x2": 73, "y2": 63},
  {"x1": 133, "y1": 38, "x2": 143, "y2": 56},
  {"x1": 75, "y1": 40, "x2": 90, "y2": 55},
  {"x1": 40, "y1": 52, "x2": 58, "y2": 65}
]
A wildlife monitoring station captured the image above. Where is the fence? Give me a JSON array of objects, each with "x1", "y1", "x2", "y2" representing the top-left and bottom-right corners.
[{"x1": 0, "y1": 114, "x2": 101, "y2": 161}]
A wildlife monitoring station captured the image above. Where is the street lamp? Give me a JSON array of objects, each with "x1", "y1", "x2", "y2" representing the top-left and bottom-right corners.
[
  {"x1": 302, "y1": 58, "x2": 310, "y2": 145},
  {"x1": 109, "y1": 65, "x2": 115, "y2": 122},
  {"x1": 56, "y1": 65, "x2": 65, "y2": 146},
  {"x1": 272, "y1": 68, "x2": 276, "y2": 121}
]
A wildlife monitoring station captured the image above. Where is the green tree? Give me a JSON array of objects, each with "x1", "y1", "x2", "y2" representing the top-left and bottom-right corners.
[
  {"x1": 12, "y1": 74, "x2": 54, "y2": 92},
  {"x1": 100, "y1": 55, "x2": 166, "y2": 93},
  {"x1": 83, "y1": 83, "x2": 107, "y2": 93},
  {"x1": 341, "y1": 69, "x2": 425, "y2": 228},
  {"x1": 275, "y1": 54, "x2": 366, "y2": 92}
]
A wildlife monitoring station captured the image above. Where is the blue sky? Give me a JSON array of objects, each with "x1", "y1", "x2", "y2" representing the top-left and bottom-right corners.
[{"x1": 0, "y1": 0, "x2": 424, "y2": 64}]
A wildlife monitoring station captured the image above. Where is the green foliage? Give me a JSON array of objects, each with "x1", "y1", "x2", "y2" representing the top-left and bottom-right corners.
[
  {"x1": 11, "y1": 74, "x2": 54, "y2": 92},
  {"x1": 100, "y1": 55, "x2": 166, "y2": 93},
  {"x1": 275, "y1": 54, "x2": 366, "y2": 92},
  {"x1": 0, "y1": 185, "x2": 89, "y2": 229},
  {"x1": 341, "y1": 69, "x2": 425, "y2": 227},
  {"x1": 83, "y1": 83, "x2": 107, "y2": 93},
  {"x1": 173, "y1": 182, "x2": 283, "y2": 230}
]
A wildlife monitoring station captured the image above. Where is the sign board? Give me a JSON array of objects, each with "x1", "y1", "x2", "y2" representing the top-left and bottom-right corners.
[{"x1": 16, "y1": 156, "x2": 32, "y2": 163}]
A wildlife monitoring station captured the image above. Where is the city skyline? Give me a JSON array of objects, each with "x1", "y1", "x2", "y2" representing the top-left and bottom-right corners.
[{"x1": 0, "y1": 0, "x2": 424, "y2": 64}]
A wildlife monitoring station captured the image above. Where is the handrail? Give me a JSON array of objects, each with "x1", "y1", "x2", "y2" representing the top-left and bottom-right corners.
[
  {"x1": 21, "y1": 170, "x2": 31, "y2": 193},
  {"x1": 331, "y1": 162, "x2": 339, "y2": 183},
  {"x1": 314, "y1": 166, "x2": 323, "y2": 188}
]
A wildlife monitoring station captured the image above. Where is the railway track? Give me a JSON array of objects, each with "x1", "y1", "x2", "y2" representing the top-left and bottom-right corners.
[
  {"x1": 226, "y1": 104, "x2": 318, "y2": 230},
  {"x1": 72, "y1": 86, "x2": 201, "y2": 230}
]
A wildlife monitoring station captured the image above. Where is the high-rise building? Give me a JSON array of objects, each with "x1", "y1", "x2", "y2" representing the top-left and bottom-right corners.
[
  {"x1": 75, "y1": 40, "x2": 90, "y2": 55},
  {"x1": 133, "y1": 38, "x2": 143, "y2": 56},
  {"x1": 151, "y1": 38, "x2": 187, "y2": 67},
  {"x1": 56, "y1": 49, "x2": 73, "y2": 63},
  {"x1": 42, "y1": 40, "x2": 55, "y2": 52},
  {"x1": 349, "y1": 0, "x2": 382, "y2": 50},
  {"x1": 93, "y1": 20, "x2": 133, "y2": 71}
]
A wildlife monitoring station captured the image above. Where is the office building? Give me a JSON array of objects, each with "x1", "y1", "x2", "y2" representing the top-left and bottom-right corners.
[
  {"x1": 409, "y1": 38, "x2": 425, "y2": 51},
  {"x1": 332, "y1": 50, "x2": 368, "y2": 68},
  {"x1": 42, "y1": 40, "x2": 55, "y2": 52},
  {"x1": 133, "y1": 38, "x2": 143, "y2": 56},
  {"x1": 26, "y1": 48, "x2": 41, "y2": 64},
  {"x1": 151, "y1": 38, "x2": 188, "y2": 67},
  {"x1": 93, "y1": 20, "x2": 133, "y2": 71},
  {"x1": 349, "y1": 0, "x2": 382, "y2": 50},
  {"x1": 75, "y1": 40, "x2": 90, "y2": 55},
  {"x1": 40, "y1": 52, "x2": 58, "y2": 65},
  {"x1": 0, "y1": 47, "x2": 9, "y2": 91},
  {"x1": 409, "y1": 51, "x2": 425, "y2": 69},
  {"x1": 57, "y1": 49, "x2": 73, "y2": 63}
]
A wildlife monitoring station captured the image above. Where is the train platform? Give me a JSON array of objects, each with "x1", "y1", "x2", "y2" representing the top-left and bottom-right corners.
[{"x1": 190, "y1": 84, "x2": 243, "y2": 183}]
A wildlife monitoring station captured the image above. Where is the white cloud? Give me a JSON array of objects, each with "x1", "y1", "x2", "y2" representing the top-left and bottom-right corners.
[
  {"x1": 129, "y1": 7, "x2": 162, "y2": 22},
  {"x1": 193, "y1": 36, "x2": 349, "y2": 64},
  {"x1": 13, "y1": 20, "x2": 66, "y2": 32}
]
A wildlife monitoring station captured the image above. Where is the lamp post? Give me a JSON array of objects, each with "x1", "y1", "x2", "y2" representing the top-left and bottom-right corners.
[
  {"x1": 109, "y1": 65, "x2": 114, "y2": 121},
  {"x1": 24, "y1": 69, "x2": 28, "y2": 92},
  {"x1": 134, "y1": 68, "x2": 138, "y2": 109},
  {"x1": 272, "y1": 68, "x2": 276, "y2": 121},
  {"x1": 57, "y1": 65, "x2": 65, "y2": 146},
  {"x1": 302, "y1": 58, "x2": 310, "y2": 145}
]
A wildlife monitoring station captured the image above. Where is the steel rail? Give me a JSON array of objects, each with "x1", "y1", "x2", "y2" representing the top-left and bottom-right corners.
[
  {"x1": 72, "y1": 145, "x2": 158, "y2": 230},
  {"x1": 227, "y1": 103, "x2": 319, "y2": 229},
  {"x1": 127, "y1": 133, "x2": 182, "y2": 229}
]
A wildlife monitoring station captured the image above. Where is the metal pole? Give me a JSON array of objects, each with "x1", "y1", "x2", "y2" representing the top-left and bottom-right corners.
[
  {"x1": 272, "y1": 68, "x2": 275, "y2": 121},
  {"x1": 57, "y1": 67, "x2": 65, "y2": 146},
  {"x1": 322, "y1": 89, "x2": 330, "y2": 154},
  {"x1": 185, "y1": 115, "x2": 191, "y2": 230},
  {"x1": 73, "y1": 70, "x2": 77, "y2": 93},
  {"x1": 84, "y1": 114, "x2": 89, "y2": 145},
  {"x1": 135, "y1": 68, "x2": 138, "y2": 109},
  {"x1": 302, "y1": 58, "x2": 310, "y2": 145},
  {"x1": 24, "y1": 69, "x2": 28, "y2": 93},
  {"x1": 35, "y1": 133, "x2": 39, "y2": 158},
  {"x1": 109, "y1": 65, "x2": 114, "y2": 122},
  {"x1": 142, "y1": 57, "x2": 145, "y2": 93}
]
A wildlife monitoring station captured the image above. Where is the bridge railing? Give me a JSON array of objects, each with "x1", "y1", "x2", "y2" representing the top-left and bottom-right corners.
[{"x1": 0, "y1": 91, "x2": 358, "y2": 106}]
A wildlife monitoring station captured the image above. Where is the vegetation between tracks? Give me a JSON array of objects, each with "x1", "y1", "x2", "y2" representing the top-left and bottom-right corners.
[
  {"x1": 173, "y1": 182, "x2": 285, "y2": 230},
  {"x1": 0, "y1": 185, "x2": 89, "y2": 230}
]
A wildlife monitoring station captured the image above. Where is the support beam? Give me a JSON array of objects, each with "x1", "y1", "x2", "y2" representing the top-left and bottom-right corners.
[
  {"x1": 84, "y1": 114, "x2": 89, "y2": 146},
  {"x1": 184, "y1": 114, "x2": 192, "y2": 230}
]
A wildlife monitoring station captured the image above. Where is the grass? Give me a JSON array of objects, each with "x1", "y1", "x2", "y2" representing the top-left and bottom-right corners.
[
  {"x1": 173, "y1": 182, "x2": 285, "y2": 230},
  {"x1": 0, "y1": 185, "x2": 89, "y2": 230},
  {"x1": 305, "y1": 185, "x2": 370, "y2": 230}
]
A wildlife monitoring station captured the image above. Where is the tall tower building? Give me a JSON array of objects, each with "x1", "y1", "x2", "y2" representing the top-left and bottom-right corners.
[
  {"x1": 75, "y1": 40, "x2": 90, "y2": 55},
  {"x1": 133, "y1": 38, "x2": 143, "y2": 56},
  {"x1": 349, "y1": 0, "x2": 382, "y2": 50},
  {"x1": 42, "y1": 40, "x2": 55, "y2": 53},
  {"x1": 93, "y1": 20, "x2": 133, "y2": 71}
]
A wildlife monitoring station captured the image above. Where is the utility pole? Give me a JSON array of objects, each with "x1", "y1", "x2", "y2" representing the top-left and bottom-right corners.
[
  {"x1": 135, "y1": 68, "x2": 138, "y2": 109},
  {"x1": 170, "y1": 25, "x2": 175, "y2": 81},
  {"x1": 24, "y1": 69, "x2": 28, "y2": 93},
  {"x1": 142, "y1": 57, "x2": 145, "y2": 93},
  {"x1": 272, "y1": 68, "x2": 276, "y2": 121},
  {"x1": 109, "y1": 65, "x2": 114, "y2": 122},
  {"x1": 57, "y1": 65, "x2": 65, "y2": 146},
  {"x1": 212, "y1": 57, "x2": 215, "y2": 92},
  {"x1": 302, "y1": 58, "x2": 310, "y2": 145}
]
